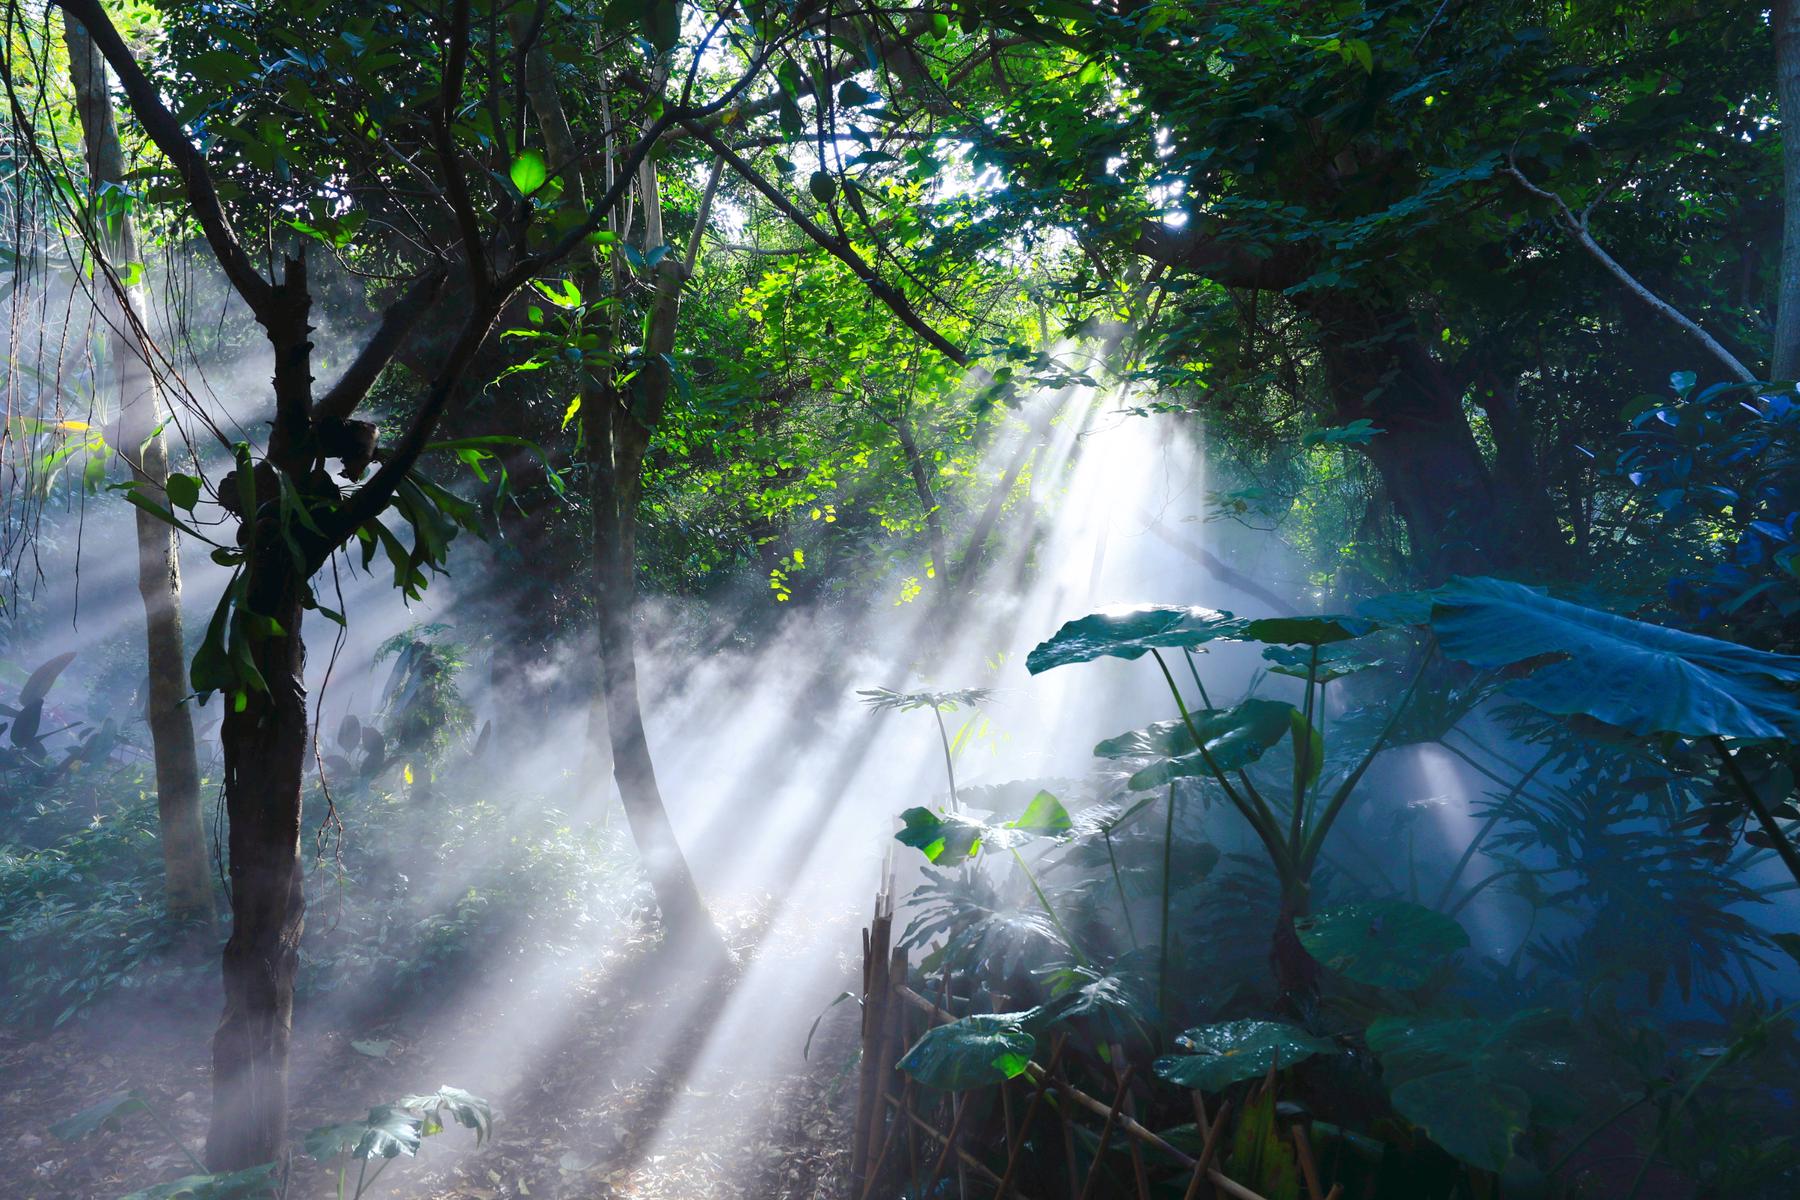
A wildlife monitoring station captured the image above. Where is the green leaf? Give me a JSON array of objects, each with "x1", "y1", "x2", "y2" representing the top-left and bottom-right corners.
[
  {"x1": 302, "y1": 1105, "x2": 422, "y2": 1161},
  {"x1": 896, "y1": 806, "x2": 983, "y2": 864},
  {"x1": 1427, "y1": 576, "x2": 1800, "y2": 739},
  {"x1": 395, "y1": 1086, "x2": 493, "y2": 1146},
  {"x1": 1294, "y1": 900, "x2": 1469, "y2": 989},
  {"x1": 118, "y1": 1164, "x2": 279, "y2": 1200},
  {"x1": 1028, "y1": 605, "x2": 1243, "y2": 674},
  {"x1": 808, "y1": 170, "x2": 837, "y2": 203},
  {"x1": 1113, "y1": 700, "x2": 1297, "y2": 789},
  {"x1": 164, "y1": 473, "x2": 201, "y2": 511},
  {"x1": 1237, "y1": 615, "x2": 1374, "y2": 646},
  {"x1": 1007, "y1": 790, "x2": 1071, "y2": 836},
  {"x1": 49, "y1": 1090, "x2": 148, "y2": 1141},
  {"x1": 900, "y1": 1011, "x2": 1037, "y2": 1090},
  {"x1": 350, "y1": 1039, "x2": 393, "y2": 1059},
  {"x1": 838, "y1": 79, "x2": 875, "y2": 107},
  {"x1": 1261, "y1": 643, "x2": 1384, "y2": 682},
  {"x1": 1153, "y1": 1020, "x2": 1335, "y2": 1092},
  {"x1": 509, "y1": 150, "x2": 548, "y2": 194},
  {"x1": 1366, "y1": 1010, "x2": 1573, "y2": 1172}
]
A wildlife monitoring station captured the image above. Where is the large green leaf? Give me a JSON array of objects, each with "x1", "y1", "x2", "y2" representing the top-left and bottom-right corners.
[
  {"x1": 1427, "y1": 576, "x2": 1800, "y2": 739},
  {"x1": 1153, "y1": 1019, "x2": 1335, "y2": 1092},
  {"x1": 1294, "y1": 901, "x2": 1468, "y2": 989},
  {"x1": 50, "y1": 1090, "x2": 148, "y2": 1141},
  {"x1": 896, "y1": 806, "x2": 985, "y2": 864},
  {"x1": 1026, "y1": 605, "x2": 1243, "y2": 674},
  {"x1": 118, "y1": 1165, "x2": 279, "y2": 1200},
  {"x1": 899, "y1": 1011, "x2": 1038, "y2": 1090},
  {"x1": 1237, "y1": 615, "x2": 1374, "y2": 646},
  {"x1": 302, "y1": 1106, "x2": 423, "y2": 1161},
  {"x1": 1366, "y1": 1010, "x2": 1573, "y2": 1173},
  {"x1": 1107, "y1": 700, "x2": 1297, "y2": 789}
]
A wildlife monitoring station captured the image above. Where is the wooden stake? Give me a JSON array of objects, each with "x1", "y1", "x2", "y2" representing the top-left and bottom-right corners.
[
  {"x1": 992, "y1": 1036, "x2": 1067, "y2": 1199},
  {"x1": 1292, "y1": 1125, "x2": 1324, "y2": 1200},
  {"x1": 1076, "y1": 1068, "x2": 1135, "y2": 1200}
]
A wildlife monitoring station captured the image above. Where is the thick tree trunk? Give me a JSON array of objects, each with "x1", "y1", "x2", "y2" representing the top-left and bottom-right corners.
[
  {"x1": 1776, "y1": 0, "x2": 1800, "y2": 378},
  {"x1": 207, "y1": 586, "x2": 307, "y2": 1170},
  {"x1": 1300, "y1": 297, "x2": 1545, "y2": 577},
  {"x1": 63, "y1": 14, "x2": 211, "y2": 922}
]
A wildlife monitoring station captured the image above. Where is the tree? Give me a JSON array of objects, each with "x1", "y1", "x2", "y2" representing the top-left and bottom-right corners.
[
  {"x1": 60, "y1": 12, "x2": 210, "y2": 924},
  {"x1": 6, "y1": 0, "x2": 747, "y2": 1168}
]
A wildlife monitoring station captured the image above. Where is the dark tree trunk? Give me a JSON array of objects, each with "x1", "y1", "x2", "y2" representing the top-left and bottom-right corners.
[
  {"x1": 588, "y1": 440, "x2": 715, "y2": 943},
  {"x1": 207, "y1": 582, "x2": 308, "y2": 1170},
  {"x1": 891, "y1": 412, "x2": 950, "y2": 578},
  {"x1": 1300, "y1": 297, "x2": 1547, "y2": 577}
]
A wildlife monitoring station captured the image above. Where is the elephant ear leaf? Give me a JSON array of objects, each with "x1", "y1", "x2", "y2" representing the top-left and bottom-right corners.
[
  {"x1": 1027, "y1": 605, "x2": 1243, "y2": 674},
  {"x1": 1295, "y1": 900, "x2": 1468, "y2": 990},
  {"x1": 1153, "y1": 1019, "x2": 1335, "y2": 1092},
  {"x1": 1366, "y1": 1009, "x2": 1573, "y2": 1173},
  {"x1": 899, "y1": 1011, "x2": 1038, "y2": 1090},
  {"x1": 1116, "y1": 699, "x2": 1297, "y2": 789},
  {"x1": 1428, "y1": 576, "x2": 1800, "y2": 740}
]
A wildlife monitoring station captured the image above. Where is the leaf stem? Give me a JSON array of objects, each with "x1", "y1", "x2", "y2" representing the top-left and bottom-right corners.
[
  {"x1": 1009, "y1": 846, "x2": 1089, "y2": 968},
  {"x1": 1710, "y1": 736, "x2": 1800, "y2": 888},
  {"x1": 933, "y1": 706, "x2": 960, "y2": 811}
]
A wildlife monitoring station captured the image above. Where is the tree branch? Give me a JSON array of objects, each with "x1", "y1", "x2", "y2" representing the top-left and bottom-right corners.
[
  {"x1": 1504, "y1": 161, "x2": 1756, "y2": 384},
  {"x1": 313, "y1": 266, "x2": 449, "y2": 422}
]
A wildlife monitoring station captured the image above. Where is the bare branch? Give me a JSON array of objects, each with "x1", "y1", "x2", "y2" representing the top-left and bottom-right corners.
[
  {"x1": 1504, "y1": 161, "x2": 1756, "y2": 384},
  {"x1": 313, "y1": 266, "x2": 449, "y2": 423}
]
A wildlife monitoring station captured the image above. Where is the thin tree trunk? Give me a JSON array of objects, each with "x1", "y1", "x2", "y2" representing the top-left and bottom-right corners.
[
  {"x1": 63, "y1": 14, "x2": 211, "y2": 923},
  {"x1": 891, "y1": 412, "x2": 949, "y2": 577},
  {"x1": 1776, "y1": 0, "x2": 1800, "y2": 378}
]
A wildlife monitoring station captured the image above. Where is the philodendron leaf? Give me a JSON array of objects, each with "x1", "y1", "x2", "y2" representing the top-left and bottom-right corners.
[
  {"x1": 302, "y1": 1105, "x2": 423, "y2": 1161},
  {"x1": 1366, "y1": 1009, "x2": 1573, "y2": 1173},
  {"x1": 118, "y1": 1164, "x2": 279, "y2": 1200},
  {"x1": 1427, "y1": 575, "x2": 1800, "y2": 740},
  {"x1": 1007, "y1": 790, "x2": 1072, "y2": 836},
  {"x1": 1236, "y1": 615, "x2": 1374, "y2": 646},
  {"x1": 1261, "y1": 643, "x2": 1385, "y2": 682},
  {"x1": 1295, "y1": 900, "x2": 1469, "y2": 990},
  {"x1": 49, "y1": 1089, "x2": 148, "y2": 1141},
  {"x1": 1153, "y1": 1019, "x2": 1335, "y2": 1092},
  {"x1": 20, "y1": 650, "x2": 76, "y2": 706},
  {"x1": 396, "y1": 1085, "x2": 494, "y2": 1146},
  {"x1": 896, "y1": 806, "x2": 984, "y2": 864},
  {"x1": 1027, "y1": 605, "x2": 1243, "y2": 674},
  {"x1": 1115, "y1": 699, "x2": 1297, "y2": 789},
  {"x1": 508, "y1": 150, "x2": 548, "y2": 194},
  {"x1": 900, "y1": 1011, "x2": 1038, "y2": 1090}
]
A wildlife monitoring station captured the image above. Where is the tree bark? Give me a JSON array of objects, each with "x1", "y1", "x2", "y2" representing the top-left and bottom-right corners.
[
  {"x1": 1776, "y1": 0, "x2": 1800, "y2": 379},
  {"x1": 891, "y1": 411, "x2": 950, "y2": 577},
  {"x1": 1299, "y1": 297, "x2": 1537, "y2": 578},
  {"x1": 207, "y1": 584, "x2": 307, "y2": 1170},
  {"x1": 63, "y1": 14, "x2": 211, "y2": 923}
]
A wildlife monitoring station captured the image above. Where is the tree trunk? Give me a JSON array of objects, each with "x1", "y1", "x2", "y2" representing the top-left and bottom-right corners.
[
  {"x1": 207, "y1": 585, "x2": 307, "y2": 1170},
  {"x1": 1776, "y1": 0, "x2": 1800, "y2": 378},
  {"x1": 588, "y1": 432, "x2": 715, "y2": 943},
  {"x1": 63, "y1": 13, "x2": 211, "y2": 923},
  {"x1": 891, "y1": 412, "x2": 949, "y2": 577},
  {"x1": 1301, "y1": 297, "x2": 1543, "y2": 577}
]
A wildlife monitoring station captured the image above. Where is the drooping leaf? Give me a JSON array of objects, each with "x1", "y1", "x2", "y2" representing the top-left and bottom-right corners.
[
  {"x1": 20, "y1": 650, "x2": 76, "y2": 706},
  {"x1": 1115, "y1": 700, "x2": 1298, "y2": 789},
  {"x1": 1366, "y1": 1010, "x2": 1574, "y2": 1172},
  {"x1": 395, "y1": 1086, "x2": 493, "y2": 1146},
  {"x1": 1295, "y1": 900, "x2": 1468, "y2": 989},
  {"x1": 1261, "y1": 642, "x2": 1385, "y2": 682},
  {"x1": 118, "y1": 1164, "x2": 279, "y2": 1200},
  {"x1": 49, "y1": 1090, "x2": 147, "y2": 1141},
  {"x1": 1237, "y1": 615, "x2": 1374, "y2": 646},
  {"x1": 896, "y1": 806, "x2": 984, "y2": 864},
  {"x1": 1027, "y1": 605, "x2": 1243, "y2": 674},
  {"x1": 1153, "y1": 1019, "x2": 1335, "y2": 1092},
  {"x1": 1427, "y1": 576, "x2": 1800, "y2": 739},
  {"x1": 899, "y1": 1011, "x2": 1037, "y2": 1090},
  {"x1": 164, "y1": 473, "x2": 202, "y2": 512},
  {"x1": 302, "y1": 1105, "x2": 423, "y2": 1161}
]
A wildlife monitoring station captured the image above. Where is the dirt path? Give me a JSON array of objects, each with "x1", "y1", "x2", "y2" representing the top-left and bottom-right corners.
[{"x1": 0, "y1": 911, "x2": 859, "y2": 1200}]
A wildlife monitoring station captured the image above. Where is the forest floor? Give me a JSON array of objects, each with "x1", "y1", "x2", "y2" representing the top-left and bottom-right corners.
[{"x1": 0, "y1": 901, "x2": 861, "y2": 1200}]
